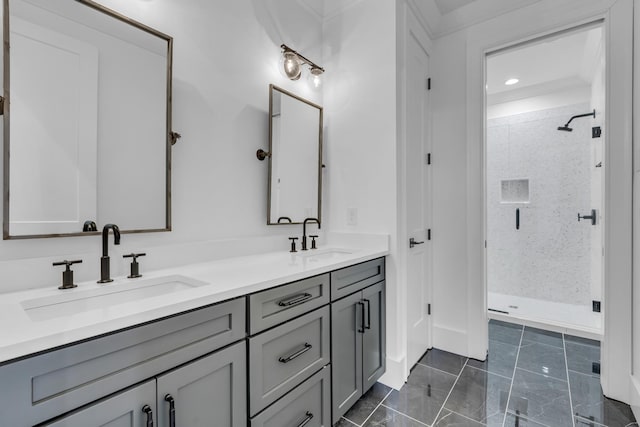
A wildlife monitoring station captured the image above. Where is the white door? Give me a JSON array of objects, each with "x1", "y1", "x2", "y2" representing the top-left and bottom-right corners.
[{"x1": 405, "y1": 26, "x2": 432, "y2": 368}]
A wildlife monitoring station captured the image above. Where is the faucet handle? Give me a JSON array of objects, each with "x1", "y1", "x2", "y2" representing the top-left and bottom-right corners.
[
  {"x1": 52, "y1": 259, "x2": 83, "y2": 290},
  {"x1": 288, "y1": 237, "x2": 298, "y2": 253},
  {"x1": 123, "y1": 253, "x2": 146, "y2": 278},
  {"x1": 309, "y1": 235, "x2": 318, "y2": 250}
]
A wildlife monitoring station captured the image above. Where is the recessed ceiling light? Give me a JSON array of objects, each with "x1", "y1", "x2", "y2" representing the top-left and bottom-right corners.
[{"x1": 505, "y1": 78, "x2": 519, "y2": 86}]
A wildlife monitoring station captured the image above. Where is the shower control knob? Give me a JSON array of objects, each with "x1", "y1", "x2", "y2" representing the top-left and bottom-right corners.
[{"x1": 577, "y1": 209, "x2": 597, "y2": 226}]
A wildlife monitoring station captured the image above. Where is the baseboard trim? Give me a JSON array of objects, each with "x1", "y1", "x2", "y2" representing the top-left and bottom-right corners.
[
  {"x1": 378, "y1": 356, "x2": 406, "y2": 390},
  {"x1": 433, "y1": 324, "x2": 468, "y2": 356},
  {"x1": 630, "y1": 374, "x2": 640, "y2": 419}
]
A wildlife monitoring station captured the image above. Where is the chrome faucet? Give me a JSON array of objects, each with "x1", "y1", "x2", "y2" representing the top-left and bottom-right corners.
[
  {"x1": 98, "y1": 224, "x2": 120, "y2": 283},
  {"x1": 301, "y1": 218, "x2": 320, "y2": 251}
]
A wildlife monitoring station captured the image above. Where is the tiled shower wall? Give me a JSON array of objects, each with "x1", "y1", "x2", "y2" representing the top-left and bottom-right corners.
[{"x1": 487, "y1": 104, "x2": 593, "y2": 306}]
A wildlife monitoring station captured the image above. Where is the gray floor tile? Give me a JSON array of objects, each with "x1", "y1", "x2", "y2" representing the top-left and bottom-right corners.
[
  {"x1": 344, "y1": 382, "x2": 392, "y2": 425},
  {"x1": 443, "y1": 365, "x2": 511, "y2": 423},
  {"x1": 363, "y1": 405, "x2": 426, "y2": 427},
  {"x1": 569, "y1": 370, "x2": 637, "y2": 426},
  {"x1": 334, "y1": 417, "x2": 359, "y2": 426},
  {"x1": 508, "y1": 368, "x2": 573, "y2": 426},
  {"x1": 489, "y1": 320, "x2": 523, "y2": 346},
  {"x1": 433, "y1": 410, "x2": 483, "y2": 426},
  {"x1": 566, "y1": 341, "x2": 601, "y2": 376},
  {"x1": 574, "y1": 415, "x2": 606, "y2": 426},
  {"x1": 565, "y1": 334, "x2": 600, "y2": 348},
  {"x1": 384, "y1": 364, "x2": 457, "y2": 425},
  {"x1": 517, "y1": 340, "x2": 567, "y2": 381},
  {"x1": 521, "y1": 326, "x2": 563, "y2": 348},
  {"x1": 419, "y1": 348, "x2": 468, "y2": 376},
  {"x1": 503, "y1": 412, "x2": 549, "y2": 426},
  {"x1": 467, "y1": 339, "x2": 518, "y2": 378}
]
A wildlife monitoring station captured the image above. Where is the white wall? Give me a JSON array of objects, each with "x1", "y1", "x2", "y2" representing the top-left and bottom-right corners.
[
  {"x1": 0, "y1": 0, "x2": 324, "y2": 293},
  {"x1": 322, "y1": 1, "x2": 401, "y2": 386}
]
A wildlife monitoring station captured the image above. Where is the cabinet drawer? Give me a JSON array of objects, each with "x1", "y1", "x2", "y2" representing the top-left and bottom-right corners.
[
  {"x1": 249, "y1": 306, "x2": 330, "y2": 415},
  {"x1": 0, "y1": 297, "x2": 245, "y2": 427},
  {"x1": 248, "y1": 273, "x2": 329, "y2": 335},
  {"x1": 331, "y1": 258, "x2": 385, "y2": 301},
  {"x1": 250, "y1": 366, "x2": 331, "y2": 427}
]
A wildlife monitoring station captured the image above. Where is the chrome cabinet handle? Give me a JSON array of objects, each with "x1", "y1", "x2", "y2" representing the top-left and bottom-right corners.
[
  {"x1": 296, "y1": 411, "x2": 314, "y2": 427},
  {"x1": 164, "y1": 394, "x2": 175, "y2": 427},
  {"x1": 277, "y1": 293, "x2": 312, "y2": 307},
  {"x1": 142, "y1": 405, "x2": 154, "y2": 427},
  {"x1": 364, "y1": 299, "x2": 371, "y2": 330},
  {"x1": 279, "y1": 343, "x2": 312, "y2": 363}
]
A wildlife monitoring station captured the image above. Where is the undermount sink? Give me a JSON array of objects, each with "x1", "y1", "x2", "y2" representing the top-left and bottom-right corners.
[
  {"x1": 21, "y1": 275, "x2": 207, "y2": 322},
  {"x1": 297, "y1": 248, "x2": 353, "y2": 261}
]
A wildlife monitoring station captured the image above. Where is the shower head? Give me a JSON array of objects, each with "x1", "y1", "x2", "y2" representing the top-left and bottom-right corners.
[{"x1": 557, "y1": 109, "x2": 595, "y2": 132}]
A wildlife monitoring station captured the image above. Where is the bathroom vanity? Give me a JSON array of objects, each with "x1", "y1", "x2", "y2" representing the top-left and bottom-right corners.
[{"x1": 0, "y1": 248, "x2": 387, "y2": 426}]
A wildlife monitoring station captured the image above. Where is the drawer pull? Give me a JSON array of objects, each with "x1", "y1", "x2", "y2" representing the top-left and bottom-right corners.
[
  {"x1": 296, "y1": 411, "x2": 314, "y2": 427},
  {"x1": 279, "y1": 343, "x2": 312, "y2": 363},
  {"x1": 358, "y1": 301, "x2": 365, "y2": 333},
  {"x1": 277, "y1": 293, "x2": 313, "y2": 307},
  {"x1": 364, "y1": 299, "x2": 371, "y2": 330},
  {"x1": 164, "y1": 394, "x2": 176, "y2": 427},
  {"x1": 142, "y1": 405, "x2": 154, "y2": 427}
]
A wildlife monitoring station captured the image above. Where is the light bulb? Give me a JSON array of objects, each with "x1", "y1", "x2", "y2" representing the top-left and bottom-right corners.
[
  {"x1": 281, "y1": 51, "x2": 301, "y2": 80},
  {"x1": 308, "y1": 67, "x2": 323, "y2": 90}
]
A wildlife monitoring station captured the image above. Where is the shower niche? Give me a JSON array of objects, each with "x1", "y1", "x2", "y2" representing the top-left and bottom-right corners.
[{"x1": 500, "y1": 179, "x2": 529, "y2": 204}]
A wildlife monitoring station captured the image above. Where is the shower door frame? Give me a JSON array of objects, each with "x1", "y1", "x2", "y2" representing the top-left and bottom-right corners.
[{"x1": 484, "y1": 23, "x2": 605, "y2": 335}]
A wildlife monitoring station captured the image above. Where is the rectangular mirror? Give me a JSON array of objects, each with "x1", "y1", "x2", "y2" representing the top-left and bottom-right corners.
[
  {"x1": 267, "y1": 85, "x2": 323, "y2": 225},
  {"x1": 3, "y1": 0, "x2": 173, "y2": 239}
]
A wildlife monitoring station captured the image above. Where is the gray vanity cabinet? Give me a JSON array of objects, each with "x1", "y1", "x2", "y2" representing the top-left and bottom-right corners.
[
  {"x1": 331, "y1": 279, "x2": 386, "y2": 424},
  {"x1": 41, "y1": 380, "x2": 157, "y2": 427},
  {"x1": 156, "y1": 341, "x2": 247, "y2": 427}
]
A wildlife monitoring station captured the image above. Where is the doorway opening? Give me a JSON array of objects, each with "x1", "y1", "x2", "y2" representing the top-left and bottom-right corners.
[{"x1": 485, "y1": 23, "x2": 605, "y2": 339}]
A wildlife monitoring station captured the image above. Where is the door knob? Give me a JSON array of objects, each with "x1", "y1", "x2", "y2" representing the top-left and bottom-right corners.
[{"x1": 409, "y1": 237, "x2": 424, "y2": 248}]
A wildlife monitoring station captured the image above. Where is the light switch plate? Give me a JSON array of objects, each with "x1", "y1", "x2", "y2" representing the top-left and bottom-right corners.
[{"x1": 347, "y1": 208, "x2": 358, "y2": 226}]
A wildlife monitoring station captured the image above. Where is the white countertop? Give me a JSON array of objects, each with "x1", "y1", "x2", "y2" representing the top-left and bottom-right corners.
[{"x1": 0, "y1": 242, "x2": 388, "y2": 365}]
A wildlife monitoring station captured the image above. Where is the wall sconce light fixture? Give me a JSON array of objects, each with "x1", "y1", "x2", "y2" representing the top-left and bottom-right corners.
[{"x1": 280, "y1": 44, "x2": 324, "y2": 87}]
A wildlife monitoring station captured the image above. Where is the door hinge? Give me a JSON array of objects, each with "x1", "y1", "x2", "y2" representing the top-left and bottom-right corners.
[
  {"x1": 485, "y1": 240, "x2": 487, "y2": 248},
  {"x1": 427, "y1": 303, "x2": 431, "y2": 315},
  {"x1": 427, "y1": 77, "x2": 431, "y2": 90},
  {"x1": 427, "y1": 153, "x2": 432, "y2": 165},
  {"x1": 592, "y1": 300, "x2": 601, "y2": 313},
  {"x1": 592, "y1": 126, "x2": 601, "y2": 138},
  {"x1": 427, "y1": 229, "x2": 431, "y2": 240}
]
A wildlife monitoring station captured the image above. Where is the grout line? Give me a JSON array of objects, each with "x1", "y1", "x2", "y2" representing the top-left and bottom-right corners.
[
  {"x1": 339, "y1": 416, "x2": 360, "y2": 426},
  {"x1": 431, "y1": 358, "x2": 469, "y2": 424},
  {"x1": 358, "y1": 389, "x2": 393, "y2": 427},
  {"x1": 465, "y1": 362, "x2": 514, "y2": 380},
  {"x1": 379, "y1": 404, "x2": 430, "y2": 426},
  {"x1": 414, "y1": 362, "x2": 460, "y2": 377},
  {"x1": 563, "y1": 333, "x2": 577, "y2": 427},
  {"x1": 574, "y1": 414, "x2": 607, "y2": 427},
  {"x1": 501, "y1": 324, "x2": 525, "y2": 427},
  {"x1": 505, "y1": 410, "x2": 554, "y2": 427},
  {"x1": 515, "y1": 366, "x2": 568, "y2": 383},
  {"x1": 444, "y1": 409, "x2": 487, "y2": 425}
]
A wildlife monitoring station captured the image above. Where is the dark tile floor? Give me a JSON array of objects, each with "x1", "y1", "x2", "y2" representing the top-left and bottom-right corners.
[{"x1": 334, "y1": 320, "x2": 638, "y2": 427}]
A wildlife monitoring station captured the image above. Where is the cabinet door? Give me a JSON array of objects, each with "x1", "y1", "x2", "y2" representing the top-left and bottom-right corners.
[
  {"x1": 331, "y1": 291, "x2": 364, "y2": 424},
  {"x1": 42, "y1": 380, "x2": 156, "y2": 427},
  {"x1": 362, "y1": 281, "x2": 386, "y2": 391},
  {"x1": 156, "y1": 341, "x2": 247, "y2": 427}
]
